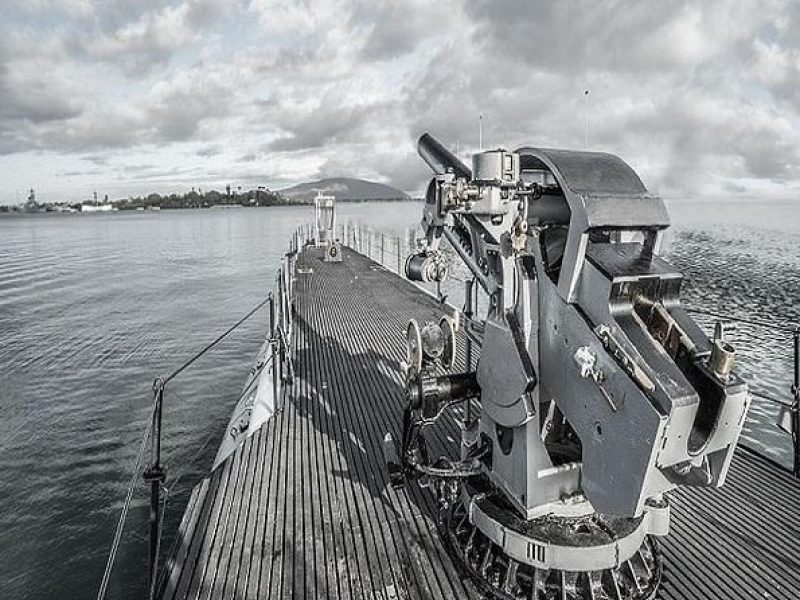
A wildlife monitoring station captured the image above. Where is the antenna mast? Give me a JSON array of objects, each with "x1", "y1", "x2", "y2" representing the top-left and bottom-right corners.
[{"x1": 584, "y1": 89, "x2": 590, "y2": 149}]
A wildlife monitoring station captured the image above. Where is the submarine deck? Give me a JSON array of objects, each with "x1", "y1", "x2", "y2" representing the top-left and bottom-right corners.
[{"x1": 158, "y1": 245, "x2": 800, "y2": 600}]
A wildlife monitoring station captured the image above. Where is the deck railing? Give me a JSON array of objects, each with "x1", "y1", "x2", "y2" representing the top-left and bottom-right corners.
[
  {"x1": 97, "y1": 226, "x2": 323, "y2": 600},
  {"x1": 96, "y1": 295, "x2": 272, "y2": 600}
]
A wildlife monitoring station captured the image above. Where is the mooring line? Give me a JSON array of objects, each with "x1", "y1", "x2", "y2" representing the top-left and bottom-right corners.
[{"x1": 96, "y1": 399, "x2": 154, "y2": 600}]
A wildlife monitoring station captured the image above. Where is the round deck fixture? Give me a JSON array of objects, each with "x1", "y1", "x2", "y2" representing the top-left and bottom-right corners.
[
  {"x1": 441, "y1": 483, "x2": 663, "y2": 600},
  {"x1": 406, "y1": 319, "x2": 423, "y2": 376}
]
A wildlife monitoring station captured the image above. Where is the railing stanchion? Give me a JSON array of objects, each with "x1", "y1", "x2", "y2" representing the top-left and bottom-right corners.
[
  {"x1": 270, "y1": 292, "x2": 280, "y2": 409},
  {"x1": 792, "y1": 327, "x2": 800, "y2": 477},
  {"x1": 397, "y1": 237, "x2": 401, "y2": 274},
  {"x1": 269, "y1": 293, "x2": 275, "y2": 339},
  {"x1": 278, "y1": 271, "x2": 285, "y2": 382},
  {"x1": 143, "y1": 378, "x2": 166, "y2": 599},
  {"x1": 381, "y1": 233, "x2": 385, "y2": 264}
]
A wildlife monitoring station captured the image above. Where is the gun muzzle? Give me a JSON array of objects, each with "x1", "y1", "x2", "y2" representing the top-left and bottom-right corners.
[{"x1": 418, "y1": 133, "x2": 472, "y2": 179}]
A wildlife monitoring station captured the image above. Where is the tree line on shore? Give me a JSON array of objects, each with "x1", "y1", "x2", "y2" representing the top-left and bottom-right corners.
[
  {"x1": 123, "y1": 187, "x2": 287, "y2": 209},
  {"x1": 0, "y1": 187, "x2": 287, "y2": 212},
  {"x1": 0, "y1": 187, "x2": 414, "y2": 212}
]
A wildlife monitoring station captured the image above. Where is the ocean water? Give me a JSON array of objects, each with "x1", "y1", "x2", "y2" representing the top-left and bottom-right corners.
[
  {"x1": 664, "y1": 198, "x2": 800, "y2": 464},
  {"x1": 0, "y1": 199, "x2": 797, "y2": 599}
]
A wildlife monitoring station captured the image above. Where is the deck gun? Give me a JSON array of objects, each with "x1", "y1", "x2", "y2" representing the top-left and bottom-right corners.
[{"x1": 385, "y1": 133, "x2": 750, "y2": 600}]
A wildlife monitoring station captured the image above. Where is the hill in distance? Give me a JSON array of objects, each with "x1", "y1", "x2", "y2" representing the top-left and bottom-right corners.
[{"x1": 278, "y1": 177, "x2": 409, "y2": 203}]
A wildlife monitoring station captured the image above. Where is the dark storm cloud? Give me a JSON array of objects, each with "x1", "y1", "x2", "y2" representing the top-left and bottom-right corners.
[
  {"x1": 84, "y1": 154, "x2": 111, "y2": 166},
  {"x1": 395, "y1": 0, "x2": 800, "y2": 195},
  {"x1": 351, "y1": 1, "x2": 448, "y2": 61},
  {"x1": 266, "y1": 103, "x2": 374, "y2": 152},
  {"x1": 147, "y1": 73, "x2": 232, "y2": 141},
  {"x1": 0, "y1": 76, "x2": 82, "y2": 124},
  {"x1": 196, "y1": 145, "x2": 222, "y2": 157},
  {"x1": 0, "y1": 41, "x2": 84, "y2": 154},
  {"x1": 0, "y1": 60, "x2": 233, "y2": 156},
  {"x1": 57, "y1": 169, "x2": 104, "y2": 177},
  {"x1": 59, "y1": 0, "x2": 237, "y2": 75}
]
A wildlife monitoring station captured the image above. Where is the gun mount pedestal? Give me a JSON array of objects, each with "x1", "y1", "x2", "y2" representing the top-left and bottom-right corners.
[
  {"x1": 442, "y1": 484, "x2": 664, "y2": 600},
  {"x1": 391, "y1": 317, "x2": 668, "y2": 599},
  {"x1": 387, "y1": 133, "x2": 750, "y2": 600}
]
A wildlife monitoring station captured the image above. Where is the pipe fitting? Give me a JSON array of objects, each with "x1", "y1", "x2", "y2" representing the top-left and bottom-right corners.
[{"x1": 709, "y1": 339, "x2": 735, "y2": 379}]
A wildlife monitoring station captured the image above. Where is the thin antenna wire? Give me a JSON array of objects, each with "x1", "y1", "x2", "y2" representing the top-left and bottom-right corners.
[
  {"x1": 479, "y1": 113, "x2": 483, "y2": 151},
  {"x1": 583, "y1": 89, "x2": 590, "y2": 149}
]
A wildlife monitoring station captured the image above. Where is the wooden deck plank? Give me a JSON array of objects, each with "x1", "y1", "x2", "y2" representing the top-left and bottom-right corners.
[
  {"x1": 245, "y1": 420, "x2": 275, "y2": 600},
  {"x1": 171, "y1": 456, "x2": 230, "y2": 600},
  {"x1": 239, "y1": 427, "x2": 271, "y2": 598},
  {"x1": 159, "y1": 244, "x2": 800, "y2": 600},
  {"x1": 300, "y1": 318, "x2": 340, "y2": 600},
  {"x1": 302, "y1": 322, "x2": 331, "y2": 600},
  {"x1": 219, "y1": 430, "x2": 261, "y2": 598},
  {"x1": 206, "y1": 435, "x2": 251, "y2": 598},
  {"x1": 295, "y1": 329, "x2": 320, "y2": 600},
  {"x1": 299, "y1": 263, "x2": 372, "y2": 600},
  {"x1": 341, "y1": 264, "x2": 474, "y2": 598},
  {"x1": 319, "y1": 272, "x2": 461, "y2": 600},
  {"x1": 263, "y1": 384, "x2": 289, "y2": 598},
  {"x1": 313, "y1": 258, "x2": 444, "y2": 599},
  {"x1": 194, "y1": 438, "x2": 246, "y2": 600},
  {"x1": 311, "y1": 287, "x2": 391, "y2": 599}
]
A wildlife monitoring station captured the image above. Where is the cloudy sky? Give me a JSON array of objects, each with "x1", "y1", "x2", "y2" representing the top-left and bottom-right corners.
[{"x1": 1, "y1": 0, "x2": 799, "y2": 204}]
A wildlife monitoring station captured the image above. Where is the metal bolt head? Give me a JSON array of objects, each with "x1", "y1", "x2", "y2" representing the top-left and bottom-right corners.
[{"x1": 420, "y1": 322, "x2": 445, "y2": 361}]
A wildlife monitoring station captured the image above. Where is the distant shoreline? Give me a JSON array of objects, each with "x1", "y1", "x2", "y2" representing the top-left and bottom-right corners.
[{"x1": 0, "y1": 197, "x2": 422, "y2": 216}]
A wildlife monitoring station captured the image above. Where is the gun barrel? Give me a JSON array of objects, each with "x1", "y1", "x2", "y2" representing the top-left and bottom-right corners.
[{"x1": 418, "y1": 133, "x2": 472, "y2": 179}]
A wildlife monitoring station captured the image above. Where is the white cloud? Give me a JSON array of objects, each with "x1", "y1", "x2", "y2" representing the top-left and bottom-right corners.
[{"x1": 0, "y1": 0, "x2": 799, "y2": 203}]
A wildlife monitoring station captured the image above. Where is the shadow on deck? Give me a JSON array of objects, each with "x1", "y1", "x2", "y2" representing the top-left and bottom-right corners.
[{"x1": 157, "y1": 246, "x2": 800, "y2": 600}]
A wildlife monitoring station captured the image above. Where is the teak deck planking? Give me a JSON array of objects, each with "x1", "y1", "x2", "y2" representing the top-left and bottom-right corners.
[{"x1": 158, "y1": 246, "x2": 800, "y2": 600}]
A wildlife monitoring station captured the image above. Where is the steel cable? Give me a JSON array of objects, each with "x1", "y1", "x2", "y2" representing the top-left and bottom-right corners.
[
  {"x1": 751, "y1": 390, "x2": 793, "y2": 408},
  {"x1": 163, "y1": 296, "x2": 270, "y2": 385}
]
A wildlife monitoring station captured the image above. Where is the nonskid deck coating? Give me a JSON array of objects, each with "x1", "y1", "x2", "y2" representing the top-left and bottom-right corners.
[{"x1": 158, "y1": 246, "x2": 800, "y2": 599}]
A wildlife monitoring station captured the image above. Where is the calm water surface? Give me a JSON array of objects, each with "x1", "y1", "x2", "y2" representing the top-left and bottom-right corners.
[{"x1": 0, "y1": 200, "x2": 797, "y2": 599}]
